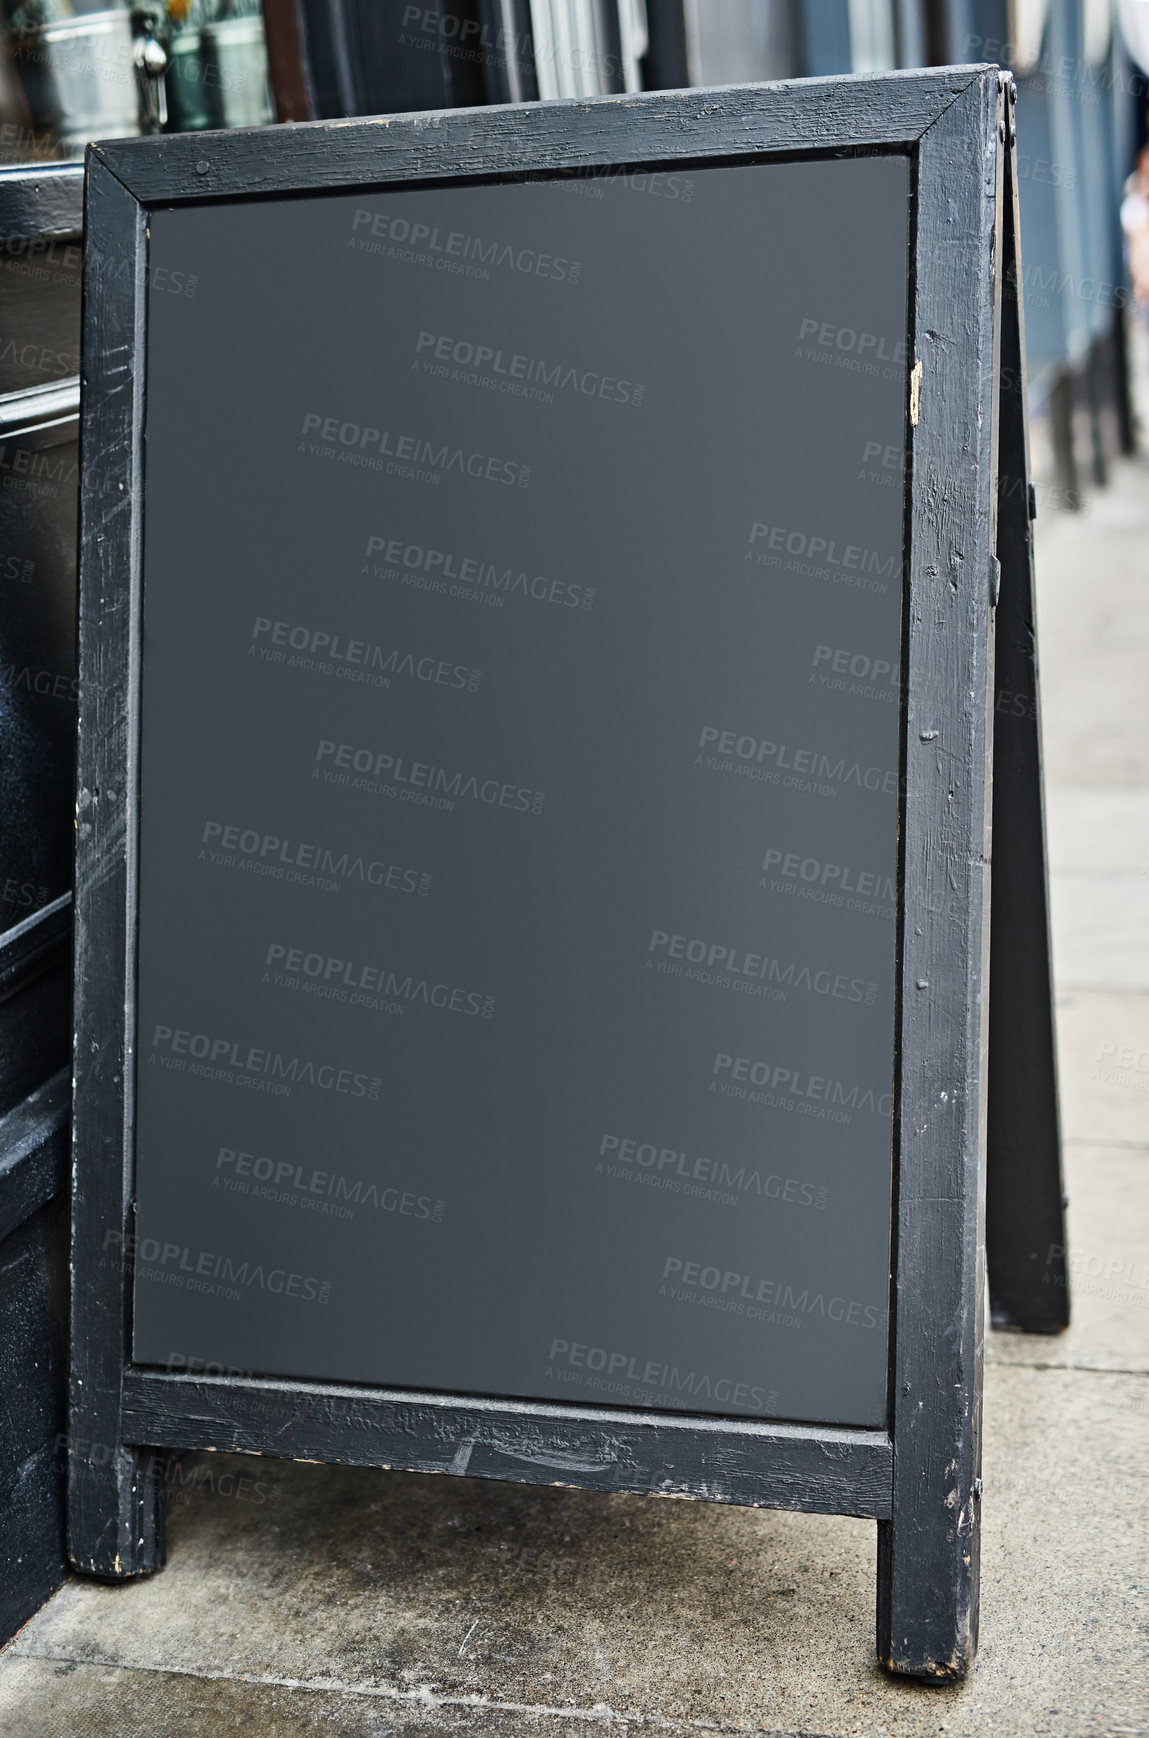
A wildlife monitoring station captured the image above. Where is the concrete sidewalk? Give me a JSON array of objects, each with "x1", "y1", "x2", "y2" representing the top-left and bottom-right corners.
[{"x1": 3, "y1": 468, "x2": 1147, "y2": 1738}]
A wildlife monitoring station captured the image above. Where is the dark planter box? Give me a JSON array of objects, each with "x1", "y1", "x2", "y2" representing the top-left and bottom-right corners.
[
  {"x1": 0, "y1": 160, "x2": 82, "y2": 1642},
  {"x1": 0, "y1": 912, "x2": 71, "y2": 1643}
]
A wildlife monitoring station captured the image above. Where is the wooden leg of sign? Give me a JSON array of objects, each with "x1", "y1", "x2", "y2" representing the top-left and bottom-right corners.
[
  {"x1": 67, "y1": 1447, "x2": 167, "y2": 1580},
  {"x1": 67, "y1": 1142, "x2": 168, "y2": 1576},
  {"x1": 67, "y1": 1096, "x2": 168, "y2": 1576},
  {"x1": 986, "y1": 107, "x2": 1070, "y2": 1337},
  {"x1": 67, "y1": 158, "x2": 169, "y2": 1581},
  {"x1": 875, "y1": 73, "x2": 1001, "y2": 1680}
]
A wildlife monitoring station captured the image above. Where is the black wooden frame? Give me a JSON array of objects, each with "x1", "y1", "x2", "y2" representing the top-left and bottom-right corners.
[
  {"x1": 71, "y1": 67, "x2": 1013, "y2": 1680},
  {"x1": 985, "y1": 90, "x2": 1069, "y2": 1335}
]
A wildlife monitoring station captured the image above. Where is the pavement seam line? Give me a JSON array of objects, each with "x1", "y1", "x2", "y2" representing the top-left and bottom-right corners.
[
  {"x1": 984, "y1": 1360, "x2": 1149, "y2": 1376},
  {"x1": 3, "y1": 1648, "x2": 844, "y2": 1737},
  {"x1": 1056, "y1": 983, "x2": 1149, "y2": 995},
  {"x1": 1061, "y1": 1140, "x2": 1149, "y2": 1151}
]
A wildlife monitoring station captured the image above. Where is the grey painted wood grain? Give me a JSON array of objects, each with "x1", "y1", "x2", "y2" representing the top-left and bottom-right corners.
[
  {"x1": 0, "y1": 1070, "x2": 69, "y2": 1244},
  {"x1": 0, "y1": 163, "x2": 83, "y2": 243},
  {"x1": 121, "y1": 1372, "x2": 894, "y2": 1518},
  {"x1": 876, "y1": 70, "x2": 1000, "y2": 1680},
  {"x1": 90, "y1": 67, "x2": 988, "y2": 204},
  {"x1": 0, "y1": 893, "x2": 70, "y2": 1001},
  {"x1": 0, "y1": 1193, "x2": 69, "y2": 1643},
  {"x1": 68, "y1": 154, "x2": 166, "y2": 1579},
  {"x1": 0, "y1": 899, "x2": 72, "y2": 1124},
  {"x1": 985, "y1": 100, "x2": 1068, "y2": 1334}
]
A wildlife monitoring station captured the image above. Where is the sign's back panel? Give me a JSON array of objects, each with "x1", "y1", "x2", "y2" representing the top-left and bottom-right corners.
[{"x1": 132, "y1": 154, "x2": 908, "y2": 1428}]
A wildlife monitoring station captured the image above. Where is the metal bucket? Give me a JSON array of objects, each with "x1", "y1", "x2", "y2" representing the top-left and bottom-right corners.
[
  {"x1": 163, "y1": 25, "x2": 212, "y2": 132},
  {"x1": 6, "y1": 9, "x2": 140, "y2": 150},
  {"x1": 165, "y1": 13, "x2": 271, "y2": 131}
]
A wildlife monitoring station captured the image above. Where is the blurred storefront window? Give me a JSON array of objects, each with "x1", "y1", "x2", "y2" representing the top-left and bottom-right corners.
[
  {"x1": 847, "y1": 0, "x2": 897, "y2": 71},
  {"x1": 1009, "y1": 0, "x2": 1053, "y2": 68},
  {"x1": 680, "y1": 0, "x2": 801, "y2": 85},
  {"x1": 164, "y1": 1, "x2": 272, "y2": 132},
  {"x1": 530, "y1": 0, "x2": 645, "y2": 97},
  {"x1": 0, "y1": 0, "x2": 271, "y2": 164}
]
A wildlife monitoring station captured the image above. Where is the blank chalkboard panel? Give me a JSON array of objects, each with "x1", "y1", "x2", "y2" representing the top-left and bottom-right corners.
[{"x1": 131, "y1": 155, "x2": 907, "y2": 1428}]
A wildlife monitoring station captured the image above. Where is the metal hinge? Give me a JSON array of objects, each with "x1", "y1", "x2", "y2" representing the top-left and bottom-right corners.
[{"x1": 989, "y1": 554, "x2": 1001, "y2": 609}]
